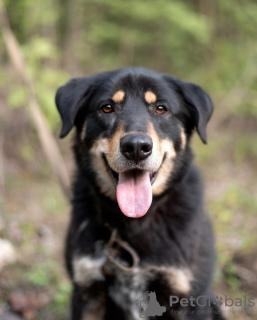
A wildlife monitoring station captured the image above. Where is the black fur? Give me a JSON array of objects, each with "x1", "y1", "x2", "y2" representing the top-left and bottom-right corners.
[{"x1": 56, "y1": 67, "x2": 224, "y2": 320}]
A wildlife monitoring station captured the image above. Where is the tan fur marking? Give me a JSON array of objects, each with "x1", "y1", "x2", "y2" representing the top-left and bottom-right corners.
[
  {"x1": 73, "y1": 255, "x2": 106, "y2": 286},
  {"x1": 180, "y1": 127, "x2": 187, "y2": 149},
  {"x1": 145, "y1": 91, "x2": 157, "y2": 104},
  {"x1": 147, "y1": 123, "x2": 177, "y2": 196},
  {"x1": 112, "y1": 90, "x2": 125, "y2": 103},
  {"x1": 81, "y1": 121, "x2": 87, "y2": 141},
  {"x1": 152, "y1": 139, "x2": 176, "y2": 195},
  {"x1": 147, "y1": 122, "x2": 160, "y2": 145},
  {"x1": 106, "y1": 126, "x2": 132, "y2": 174},
  {"x1": 165, "y1": 267, "x2": 193, "y2": 294},
  {"x1": 89, "y1": 126, "x2": 126, "y2": 199},
  {"x1": 90, "y1": 138, "x2": 116, "y2": 199},
  {"x1": 147, "y1": 123, "x2": 163, "y2": 168},
  {"x1": 108, "y1": 126, "x2": 125, "y2": 155},
  {"x1": 144, "y1": 265, "x2": 193, "y2": 294}
]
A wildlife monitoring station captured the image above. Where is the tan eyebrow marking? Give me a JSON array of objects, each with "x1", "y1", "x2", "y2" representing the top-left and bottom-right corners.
[
  {"x1": 112, "y1": 90, "x2": 125, "y2": 103},
  {"x1": 145, "y1": 91, "x2": 157, "y2": 104}
]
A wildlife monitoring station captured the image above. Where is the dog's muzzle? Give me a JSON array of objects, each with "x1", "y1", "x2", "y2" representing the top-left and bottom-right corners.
[{"x1": 103, "y1": 134, "x2": 164, "y2": 219}]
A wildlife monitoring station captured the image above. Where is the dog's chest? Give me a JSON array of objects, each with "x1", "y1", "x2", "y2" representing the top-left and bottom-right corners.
[{"x1": 73, "y1": 247, "x2": 149, "y2": 319}]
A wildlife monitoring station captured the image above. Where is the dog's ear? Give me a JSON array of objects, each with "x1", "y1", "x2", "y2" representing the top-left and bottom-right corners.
[
  {"x1": 164, "y1": 76, "x2": 214, "y2": 144},
  {"x1": 55, "y1": 77, "x2": 94, "y2": 138}
]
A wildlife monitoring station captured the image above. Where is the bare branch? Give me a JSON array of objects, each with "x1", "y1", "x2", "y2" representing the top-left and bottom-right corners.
[{"x1": 0, "y1": 0, "x2": 71, "y2": 198}]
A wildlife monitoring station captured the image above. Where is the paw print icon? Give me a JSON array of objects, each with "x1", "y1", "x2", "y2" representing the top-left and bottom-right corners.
[
  {"x1": 213, "y1": 296, "x2": 223, "y2": 307},
  {"x1": 137, "y1": 291, "x2": 166, "y2": 318}
]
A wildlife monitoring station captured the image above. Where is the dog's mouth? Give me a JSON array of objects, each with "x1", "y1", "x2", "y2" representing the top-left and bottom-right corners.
[
  {"x1": 103, "y1": 155, "x2": 160, "y2": 218},
  {"x1": 103, "y1": 155, "x2": 158, "y2": 185}
]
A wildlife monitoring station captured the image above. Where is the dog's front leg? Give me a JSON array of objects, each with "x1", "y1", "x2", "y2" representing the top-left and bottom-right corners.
[
  {"x1": 146, "y1": 269, "x2": 225, "y2": 320},
  {"x1": 65, "y1": 218, "x2": 109, "y2": 320},
  {"x1": 71, "y1": 281, "x2": 106, "y2": 320},
  {"x1": 70, "y1": 247, "x2": 108, "y2": 320}
]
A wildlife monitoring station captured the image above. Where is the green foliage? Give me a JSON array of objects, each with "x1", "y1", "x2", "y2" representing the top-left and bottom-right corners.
[
  {"x1": 233, "y1": 134, "x2": 257, "y2": 164},
  {"x1": 53, "y1": 282, "x2": 72, "y2": 315},
  {"x1": 211, "y1": 182, "x2": 257, "y2": 270},
  {"x1": 25, "y1": 262, "x2": 58, "y2": 287},
  {"x1": 223, "y1": 261, "x2": 240, "y2": 290},
  {"x1": 25, "y1": 263, "x2": 71, "y2": 316},
  {"x1": 7, "y1": 85, "x2": 29, "y2": 109},
  {"x1": 3, "y1": 0, "x2": 257, "y2": 131},
  {"x1": 74, "y1": 0, "x2": 211, "y2": 72},
  {"x1": 21, "y1": 37, "x2": 70, "y2": 129},
  {"x1": 20, "y1": 144, "x2": 34, "y2": 161},
  {"x1": 42, "y1": 183, "x2": 67, "y2": 214},
  {"x1": 210, "y1": 183, "x2": 257, "y2": 218}
]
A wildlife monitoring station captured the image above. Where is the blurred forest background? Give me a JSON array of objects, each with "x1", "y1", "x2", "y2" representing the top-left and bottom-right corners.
[{"x1": 0, "y1": 0, "x2": 257, "y2": 319}]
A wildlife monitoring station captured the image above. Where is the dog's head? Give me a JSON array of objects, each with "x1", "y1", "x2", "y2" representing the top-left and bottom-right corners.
[{"x1": 56, "y1": 68, "x2": 213, "y2": 218}]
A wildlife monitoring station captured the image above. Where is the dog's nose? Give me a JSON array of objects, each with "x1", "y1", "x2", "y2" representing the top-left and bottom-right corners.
[{"x1": 120, "y1": 134, "x2": 153, "y2": 162}]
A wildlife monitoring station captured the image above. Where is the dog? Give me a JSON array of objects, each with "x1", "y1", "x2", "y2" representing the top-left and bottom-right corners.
[{"x1": 55, "y1": 67, "x2": 224, "y2": 320}]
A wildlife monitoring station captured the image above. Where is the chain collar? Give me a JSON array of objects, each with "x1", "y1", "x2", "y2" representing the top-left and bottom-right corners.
[{"x1": 104, "y1": 228, "x2": 140, "y2": 272}]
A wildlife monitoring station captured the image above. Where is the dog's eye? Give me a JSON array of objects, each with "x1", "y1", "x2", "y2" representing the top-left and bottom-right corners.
[
  {"x1": 102, "y1": 104, "x2": 114, "y2": 113},
  {"x1": 156, "y1": 105, "x2": 167, "y2": 115}
]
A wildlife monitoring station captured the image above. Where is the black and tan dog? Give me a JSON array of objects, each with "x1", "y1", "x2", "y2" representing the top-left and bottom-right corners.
[{"x1": 55, "y1": 68, "x2": 224, "y2": 320}]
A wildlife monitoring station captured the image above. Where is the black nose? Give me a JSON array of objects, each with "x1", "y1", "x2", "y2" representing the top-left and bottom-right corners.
[{"x1": 120, "y1": 134, "x2": 153, "y2": 162}]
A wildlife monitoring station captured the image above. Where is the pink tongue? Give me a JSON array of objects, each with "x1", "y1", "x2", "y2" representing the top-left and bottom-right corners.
[{"x1": 116, "y1": 171, "x2": 152, "y2": 218}]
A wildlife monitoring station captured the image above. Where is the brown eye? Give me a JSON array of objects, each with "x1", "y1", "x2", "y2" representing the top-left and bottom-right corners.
[
  {"x1": 156, "y1": 105, "x2": 167, "y2": 115},
  {"x1": 102, "y1": 104, "x2": 114, "y2": 113}
]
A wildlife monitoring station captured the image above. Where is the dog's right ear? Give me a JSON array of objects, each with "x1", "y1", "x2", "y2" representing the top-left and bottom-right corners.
[
  {"x1": 55, "y1": 77, "x2": 94, "y2": 138},
  {"x1": 163, "y1": 75, "x2": 213, "y2": 144}
]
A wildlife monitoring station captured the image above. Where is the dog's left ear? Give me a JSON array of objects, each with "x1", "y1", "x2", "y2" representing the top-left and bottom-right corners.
[
  {"x1": 55, "y1": 77, "x2": 95, "y2": 138},
  {"x1": 164, "y1": 76, "x2": 214, "y2": 144}
]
